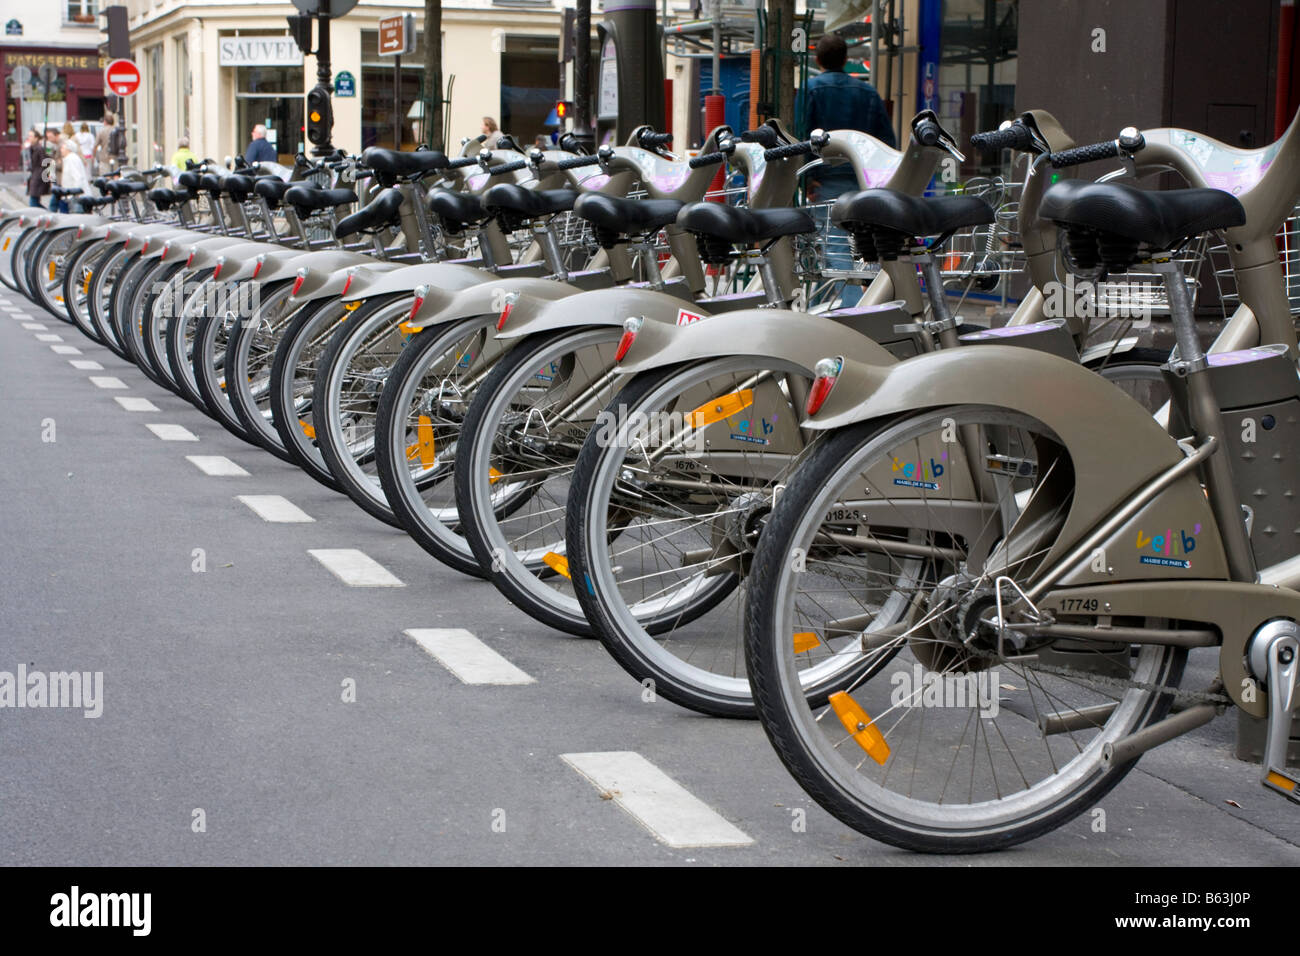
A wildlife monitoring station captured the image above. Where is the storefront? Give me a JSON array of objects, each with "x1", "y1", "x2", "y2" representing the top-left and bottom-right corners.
[{"x1": 0, "y1": 47, "x2": 106, "y2": 172}]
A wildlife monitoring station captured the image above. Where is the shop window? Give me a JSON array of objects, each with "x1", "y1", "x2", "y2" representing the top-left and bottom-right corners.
[
  {"x1": 500, "y1": 36, "x2": 560, "y2": 145},
  {"x1": 65, "y1": 0, "x2": 97, "y2": 25},
  {"x1": 360, "y1": 28, "x2": 432, "y2": 150}
]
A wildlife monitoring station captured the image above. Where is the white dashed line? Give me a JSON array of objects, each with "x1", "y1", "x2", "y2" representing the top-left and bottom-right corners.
[
  {"x1": 114, "y1": 396, "x2": 159, "y2": 412},
  {"x1": 89, "y1": 376, "x2": 127, "y2": 389},
  {"x1": 21, "y1": 322, "x2": 46, "y2": 329},
  {"x1": 35, "y1": 333, "x2": 62, "y2": 342},
  {"x1": 51, "y1": 345, "x2": 81, "y2": 354},
  {"x1": 145, "y1": 423, "x2": 198, "y2": 441},
  {"x1": 236, "y1": 495, "x2": 314, "y2": 523},
  {"x1": 404, "y1": 628, "x2": 535, "y2": 685},
  {"x1": 561, "y1": 752, "x2": 755, "y2": 848},
  {"x1": 186, "y1": 455, "x2": 248, "y2": 477},
  {"x1": 308, "y1": 549, "x2": 403, "y2": 586},
  {"x1": 69, "y1": 360, "x2": 103, "y2": 370}
]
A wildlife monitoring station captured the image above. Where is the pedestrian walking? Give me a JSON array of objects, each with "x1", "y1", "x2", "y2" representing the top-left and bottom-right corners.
[
  {"x1": 798, "y1": 33, "x2": 897, "y2": 306},
  {"x1": 75, "y1": 122, "x2": 95, "y2": 167},
  {"x1": 59, "y1": 139, "x2": 88, "y2": 212},
  {"x1": 94, "y1": 114, "x2": 118, "y2": 175},
  {"x1": 245, "y1": 124, "x2": 276, "y2": 164},
  {"x1": 24, "y1": 128, "x2": 50, "y2": 208},
  {"x1": 481, "y1": 117, "x2": 503, "y2": 150},
  {"x1": 171, "y1": 136, "x2": 197, "y2": 172}
]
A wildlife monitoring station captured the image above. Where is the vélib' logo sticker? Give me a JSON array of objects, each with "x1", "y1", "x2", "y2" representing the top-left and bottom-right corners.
[
  {"x1": 891, "y1": 451, "x2": 946, "y2": 490},
  {"x1": 1136, "y1": 522, "x2": 1200, "y2": 569}
]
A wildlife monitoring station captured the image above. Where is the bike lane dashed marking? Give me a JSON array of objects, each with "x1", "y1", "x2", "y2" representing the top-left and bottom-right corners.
[
  {"x1": 89, "y1": 376, "x2": 127, "y2": 389},
  {"x1": 21, "y1": 322, "x2": 45, "y2": 330},
  {"x1": 561, "y1": 751, "x2": 755, "y2": 848},
  {"x1": 35, "y1": 333, "x2": 62, "y2": 342},
  {"x1": 403, "y1": 628, "x2": 535, "y2": 684},
  {"x1": 186, "y1": 455, "x2": 249, "y2": 477},
  {"x1": 145, "y1": 423, "x2": 199, "y2": 441},
  {"x1": 51, "y1": 345, "x2": 81, "y2": 354},
  {"x1": 236, "y1": 495, "x2": 314, "y2": 523},
  {"x1": 114, "y1": 396, "x2": 159, "y2": 412},
  {"x1": 69, "y1": 359, "x2": 103, "y2": 370},
  {"x1": 307, "y1": 549, "x2": 403, "y2": 586}
]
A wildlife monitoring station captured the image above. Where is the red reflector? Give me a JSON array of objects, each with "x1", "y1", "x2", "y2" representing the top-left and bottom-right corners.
[
  {"x1": 212, "y1": 260, "x2": 224, "y2": 280},
  {"x1": 408, "y1": 294, "x2": 425, "y2": 322},
  {"x1": 186, "y1": 251, "x2": 195, "y2": 267},
  {"x1": 615, "y1": 329, "x2": 637, "y2": 362},
  {"x1": 141, "y1": 239, "x2": 150, "y2": 255},
  {"x1": 805, "y1": 357, "x2": 843, "y2": 416},
  {"x1": 496, "y1": 300, "x2": 514, "y2": 331},
  {"x1": 341, "y1": 273, "x2": 352, "y2": 297},
  {"x1": 252, "y1": 258, "x2": 264, "y2": 279},
  {"x1": 292, "y1": 274, "x2": 306, "y2": 296}
]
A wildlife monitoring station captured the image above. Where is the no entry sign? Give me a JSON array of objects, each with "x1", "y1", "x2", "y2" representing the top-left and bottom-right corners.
[{"x1": 104, "y1": 58, "x2": 141, "y2": 96}]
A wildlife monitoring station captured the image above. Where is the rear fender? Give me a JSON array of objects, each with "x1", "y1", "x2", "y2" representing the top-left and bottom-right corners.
[
  {"x1": 283, "y1": 251, "x2": 403, "y2": 304},
  {"x1": 338, "y1": 261, "x2": 490, "y2": 303},
  {"x1": 615, "y1": 308, "x2": 900, "y2": 376},
  {"x1": 409, "y1": 276, "x2": 582, "y2": 330},
  {"x1": 804, "y1": 346, "x2": 1206, "y2": 579},
  {"x1": 185, "y1": 240, "x2": 274, "y2": 273},
  {"x1": 158, "y1": 235, "x2": 241, "y2": 267},
  {"x1": 497, "y1": 285, "x2": 696, "y2": 340}
]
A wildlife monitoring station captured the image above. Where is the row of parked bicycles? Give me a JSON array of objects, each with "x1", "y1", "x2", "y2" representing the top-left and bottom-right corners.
[{"x1": 6, "y1": 105, "x2": 1300, "y2": 853}]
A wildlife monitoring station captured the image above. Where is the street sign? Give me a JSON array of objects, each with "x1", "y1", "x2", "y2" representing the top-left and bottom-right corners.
[
  {"x1": 104, "y1": 58, "x2": 141, "y2": 97},
  {"x1": 334, "y1": 70, "x2": 356, "y2": 97},
  {"x1": 38, "y1": 63, "x2": 57, "y2": 87},
  {"x1": 291, "y1": 0, "x2": 360, "y2": 16},
  {"x1": 10, "y1": 65, "x2": 31, "y2": 88},
  {"x1": 5, "y1": 18, "x2": 21, "y2": 36},
  {"x1": 377, "y1": 13, "x2": 415, "y2": 56}
]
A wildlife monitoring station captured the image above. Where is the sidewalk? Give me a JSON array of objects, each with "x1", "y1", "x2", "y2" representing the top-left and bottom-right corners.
[{"x1": 1, "y1": 171, "x2": 27, "y2": 209}]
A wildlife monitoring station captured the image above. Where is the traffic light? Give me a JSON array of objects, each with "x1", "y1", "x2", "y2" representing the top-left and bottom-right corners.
[
  {"x1": 286, "y1": 14, "x2": 313, "y2": 56},
  {"x1": 556, "y1": 100, "x2": 572, "y2": 120},
  {"x1": 306, "y1": 86, "x2": 333, "y2": 148}
]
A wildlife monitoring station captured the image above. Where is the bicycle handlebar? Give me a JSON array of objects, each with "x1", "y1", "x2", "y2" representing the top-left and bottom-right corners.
[
  {"x1": 1050, "y1": 140, "x2": 1122, "y2": 168},
  {"x1": 638, "y1": 130, "x2": 673, "y2": 148},
  {"x1": 763, "y1": 141, "x2": 814, "y2": 161},
  {"x1": 688, "y1": 150, "x2": 728, "y2": 168},
  {"x1": 556, "y1": 154, "x2": 602, "y2": 170},
  {"x1": 488, "y1": 159, "x2": 529, "y2": 176},
  {"x1": 971, "y1": 123, "x2": 1035, "y2": 153}
]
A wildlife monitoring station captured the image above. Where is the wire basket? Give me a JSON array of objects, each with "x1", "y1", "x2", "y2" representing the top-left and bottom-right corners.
[{"x1": 1209, "y1": 202, "x2": 1300, "y2": 318}]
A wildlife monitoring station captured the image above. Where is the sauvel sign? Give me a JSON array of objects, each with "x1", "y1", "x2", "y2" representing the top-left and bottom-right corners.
[{"x1": 218, "y1": 36, "x2": 303, "y2": 67}]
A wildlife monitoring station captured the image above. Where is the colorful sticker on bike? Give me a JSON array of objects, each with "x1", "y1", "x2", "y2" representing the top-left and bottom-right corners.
[
  {"x1": 1136, "y1": 522, "x2": 1199, "y2": 569},
  {"x1": 676, "y1": 307, "x2": 706, "y2": 326},
  {"x1": 891, "y1": 451, "x2": 946, "y2": 490}
]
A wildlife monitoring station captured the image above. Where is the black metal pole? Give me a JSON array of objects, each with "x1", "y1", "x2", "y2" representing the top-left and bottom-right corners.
[
  {"x1": 312, "y1": 6, "x2": 334, "y2": 155},
  {"x1": 573, "y1": 0, "x2": 592, "y2": 150},
  {"x1": 394, "y1": 53, "x2": 401, "y2": 149}
]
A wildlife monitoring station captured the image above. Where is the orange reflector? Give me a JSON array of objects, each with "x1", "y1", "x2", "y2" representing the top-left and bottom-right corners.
[
  {"x1": 399, "y1": 321, "x2": 423, "y2": 334},
  {"x1": 827, "y1": 692, "x2": 890, "y2": 765},
  {"x1": 343, "y1": 300, "x2": 360, "y2": 312},
  {"x1": 542, "y1": 551, "x2": 571, "y2": 578},
  {"x1": 414, "y1": 415, "x2": 436, "y2": 467},
  {"x1": 48, "y1": 261, "x2": 56, "y2": 280},
  {"x1": 299, "y1": 419, "x2": 316, "y2": 439},
  {"x1": 686, "y1": 388, "x2": 754, "y2": 429},
  {"x1": 2, "y1": 237, "x2": 10, "y2": 250},
  {"x1": 488, "y1": 466, "x2": 503, "y2": 484},
  {"x1": 793, "y1": 631, "x2": 821, "y2": 653},
  {"x1": 82, "y1": 271, "x2": 93, "y2": 293},
  {"x1": 1267, "y1": 770, "x2": 1297, "y2": 792}
]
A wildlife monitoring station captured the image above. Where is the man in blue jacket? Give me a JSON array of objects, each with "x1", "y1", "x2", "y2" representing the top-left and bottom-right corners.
[
  {"x1": 245, "y1": 124, "x2": 277, "y2": 164},
  {"x1": 800, "y1": 33, "x2": 896, "y2": 305}
]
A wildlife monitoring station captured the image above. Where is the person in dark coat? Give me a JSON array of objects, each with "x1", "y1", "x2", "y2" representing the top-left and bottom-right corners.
[{"x1": 24, "y1": 128, "x2": 51, "y2": 208}]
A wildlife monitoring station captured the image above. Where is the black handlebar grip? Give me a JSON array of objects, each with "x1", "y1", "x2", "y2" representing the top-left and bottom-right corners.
[
  {"x1": 639, "y1": 130, "x2": 673, "y2": 147},
  {"x1": 914, "y1": 120, "x2": 943, "y2": 147},
  {"x1": 446, "y1": 157, "x2": 479, "y2": 169},
  {"x1": 970, "y1": 124, "x2": 1035, "y2": 153},
  {"x1": 762, "y1": 141, "x2": 814, "y2": 161},
  {"x1": 1049, "y1": 140, "x2": 1121, "y2": 168},
  {"x1": 488, "y1": 159, "x2": 529, "y2": 176},
  {"x1": 740, "y1": 126, "x2": 779, "y2": 148},
  {"x1": 556, "y1": 154, "x2": 602, "y2": 170},
  {"x1": 688, "y1": 151, "x2": 727, "y2": 168}
]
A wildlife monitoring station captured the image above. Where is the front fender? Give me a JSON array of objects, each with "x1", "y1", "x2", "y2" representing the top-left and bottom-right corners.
[
  {"x1": 806, "y1": 346, "x2": 1198, "y2": 580},
  {"x1": 410, "y1": 276, "x2": 581, "y2": 328},
  {"x1": 497, "y1": 285, "x2": 694, "y2": 340},
  {"x1": 284, "y1": 251, "x2": 403, "y2": 304},
  {"x1": 616, "y1": 308, "x2": 899, "y2": 376}
]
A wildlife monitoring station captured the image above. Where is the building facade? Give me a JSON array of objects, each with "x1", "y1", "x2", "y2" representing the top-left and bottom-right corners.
[{"x1": 0, "y1": 0, "x2": 108, "y2": 171}]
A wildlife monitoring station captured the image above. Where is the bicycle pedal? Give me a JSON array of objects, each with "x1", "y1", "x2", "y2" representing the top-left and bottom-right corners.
[{"x1": 1263, "y1": 767, "x2": 1300, "y2": 802}]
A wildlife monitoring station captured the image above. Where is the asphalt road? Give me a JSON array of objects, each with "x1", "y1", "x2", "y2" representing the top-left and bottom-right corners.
[{"x1": 1, "y1": 281, "x2": 1298, "y2": 867}]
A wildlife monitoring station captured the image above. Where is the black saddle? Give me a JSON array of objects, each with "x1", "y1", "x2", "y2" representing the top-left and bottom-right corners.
[
  {"x1": 148, "y1": 188, "x2": 186, "y2": 210},
  {"x1": 336, "y1": 187, "x2": 404, "y2": 239},
  {"x1": 830, "y1": 189, "x2": 993, "y2": 261},
  {"x1": 676, "y1": 203, "x2": 815, "y2": 263},
  {"x1": 482, "y1": 185, "x2": 578, "y2": 226},
  {"x1": 106, "y1": 179, "x2": 149, "y2": 198},
  {"x1": 198, "y1": 173, "x2": 224, "y2": 196},
  {"x1": 223, "y1": 174, "x2": 255, "y2": 202},
  {"x1": 283, "y1": 185, "x2": 359, "y2": 219},
  {"x1": 362, "y1": 147, "x2": 449, "y2": 184},
  {"x1": 573, "y1": 194, "x2": 683, "y2": 248},
  {"x1": 1040, "y1": 179, "x2": 1245, "y2": 272},
  {"x1": 428, "y1": 188, "x2": 487, "y2": 233},
  {"x1": 176, "y1": 170, "x2": 202, "y2": 192},
  {"x1": 254, "y1": 177, "x2": 292, "y2": 204},
  {"x1": 81, "y1": 196, "x2": 115, "y2": 210}
]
